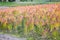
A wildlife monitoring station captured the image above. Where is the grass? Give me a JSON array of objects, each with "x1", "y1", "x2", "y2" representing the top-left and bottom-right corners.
[
  {"x1": 0, "y1": 2, "x2": 40, "y2": 6},
  {"x1": 0, "y1": 2, "x2": 60, "y2": 6},
  {"x1": 0, "y1": 2, "x2": 49, "y2": 6},
  {"x1": 0, "y1": 2, "x2": 20, "y2": 6}
]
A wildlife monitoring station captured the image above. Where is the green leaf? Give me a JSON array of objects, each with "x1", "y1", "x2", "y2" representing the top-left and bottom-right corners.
[{"x1": 7, "y1": 24, "x2": 12, "y2": 31}]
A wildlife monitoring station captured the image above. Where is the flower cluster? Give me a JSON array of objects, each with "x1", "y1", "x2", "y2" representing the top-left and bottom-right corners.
[{"x1": 0, "y1": 4, "x2": 60, "y2": 39}]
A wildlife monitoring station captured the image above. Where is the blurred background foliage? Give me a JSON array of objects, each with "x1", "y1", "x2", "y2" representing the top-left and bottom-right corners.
[{"x1": 0, "y1": 0, "x2": 60, "y2": 6}]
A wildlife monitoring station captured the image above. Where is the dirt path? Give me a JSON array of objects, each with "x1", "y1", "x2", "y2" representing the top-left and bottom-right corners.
[{"x1": 0, "y1": 34, "x2": 26, "y2": 40}]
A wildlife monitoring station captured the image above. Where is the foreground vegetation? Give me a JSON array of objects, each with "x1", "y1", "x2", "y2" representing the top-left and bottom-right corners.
[{"x1": 0, "y1": 4, "x2": 60, "y2": 40}]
